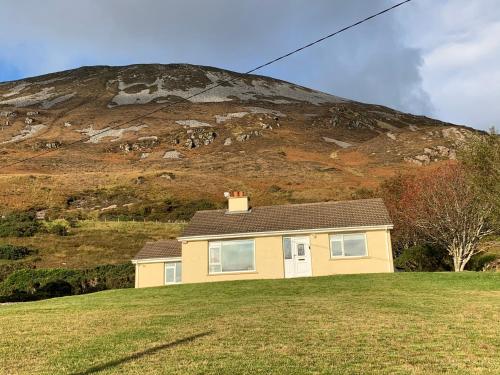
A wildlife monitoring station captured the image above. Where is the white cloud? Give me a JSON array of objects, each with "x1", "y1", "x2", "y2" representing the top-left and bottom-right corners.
[{"x1": 399, "y1": 0, "x2": 500, "y2": 130}]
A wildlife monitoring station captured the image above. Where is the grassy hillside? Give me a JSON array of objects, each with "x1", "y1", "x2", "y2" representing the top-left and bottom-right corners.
[
  {"x1": 0, "y1": 220, "x2": 184, "y2": 269},
  {"x1": 0, "y1": 273, "x2": 498, "y2": 374}
]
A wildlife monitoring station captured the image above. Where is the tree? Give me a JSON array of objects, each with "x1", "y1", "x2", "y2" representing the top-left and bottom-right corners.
[
  {"x1": 398, "y1": 164, "x2": 494, "y2": 272},
  {"x1": 458, "y1": 128, "x2": 500, "y2": 225}
]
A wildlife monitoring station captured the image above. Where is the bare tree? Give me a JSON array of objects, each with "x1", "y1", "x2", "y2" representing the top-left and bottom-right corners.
[{"x1": 400, "y1": 164, "x2": 494, "y2": 272}]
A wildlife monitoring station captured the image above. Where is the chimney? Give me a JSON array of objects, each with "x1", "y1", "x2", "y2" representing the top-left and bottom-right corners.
[{"x1": 225, "y1": 191, "x2": 249, "y2": 213}]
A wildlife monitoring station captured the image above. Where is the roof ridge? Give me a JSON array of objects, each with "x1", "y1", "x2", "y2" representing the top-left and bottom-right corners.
[
  {"x1": 194, "y1": 197, "x2": 384, "y2": 213},
  {"x1": 253, "y1": 197, "x2": 384, "y2": 210}
]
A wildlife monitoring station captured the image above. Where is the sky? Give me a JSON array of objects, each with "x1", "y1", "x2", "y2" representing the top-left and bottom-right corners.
[{"x1": 0, "y1": 0, "x2": 498, "y2": 131}]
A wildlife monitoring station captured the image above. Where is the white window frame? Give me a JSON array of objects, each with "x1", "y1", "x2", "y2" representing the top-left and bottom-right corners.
[
  {"x1": 208, "y1": 239, "x2": 256, "y2": 274},
  {"x1": 165, "y1": 261, "x2": 182, "y2": 285},
  {"x1": 329, "y1": 233, "x2": 368, "y2": 258}
]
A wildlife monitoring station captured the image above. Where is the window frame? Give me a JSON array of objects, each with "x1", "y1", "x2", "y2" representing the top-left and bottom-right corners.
[
  {"x1": 165, "y1": 261, "x2": 182, "y2": 285},
  {"x1": 208, "y1": 239, "x2": 256, "y2": 275},
  {"x1": 329, "y1": 233, "x2": 368, "y2": 258}
]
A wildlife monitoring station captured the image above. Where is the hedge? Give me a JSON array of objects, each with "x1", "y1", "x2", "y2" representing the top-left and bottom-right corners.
[
  {"x1": 0, "y1": 245, "x2": 36, "y2": 260},
  {"x1": 0, "y1": 263, "x2": 134, "y2": 302}
]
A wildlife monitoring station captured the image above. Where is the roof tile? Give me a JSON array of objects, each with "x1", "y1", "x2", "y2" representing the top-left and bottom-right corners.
[
  {"x1": 181, "y1": 198, "x2": 392, "y2": 238},
  {"x1": 134, "y1": 240, "x2": 181, "y2": 260}
]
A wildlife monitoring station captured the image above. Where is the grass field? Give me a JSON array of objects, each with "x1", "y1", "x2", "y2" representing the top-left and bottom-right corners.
[
  {"x1": 0, "y1": 272, "x2": 499, "y2": 374},
  {"x1": 0, "y1": 220, "x2": 185, "y2": 269}
]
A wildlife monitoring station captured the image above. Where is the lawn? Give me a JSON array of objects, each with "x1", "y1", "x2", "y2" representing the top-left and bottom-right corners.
[
  {"x1": 0, "y1": 220, "x2": 185, "y2": 269},
  {"x1": 0, "y1": 272, "x2": 499, "y2": 374}
]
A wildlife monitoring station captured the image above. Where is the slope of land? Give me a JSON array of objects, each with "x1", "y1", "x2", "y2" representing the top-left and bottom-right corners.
[
  {"x1": 0, "y1": 273, "x2": 498, "y2": 374},
  {"x1": 0, "y1": 221, "x2": 184, "y2": 269},
  {"x1": 0, "y1": 64, "x2": 475, "y2": 216}
]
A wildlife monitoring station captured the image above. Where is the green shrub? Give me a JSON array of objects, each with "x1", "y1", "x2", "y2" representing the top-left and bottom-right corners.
[
  {"x1": 41, "y1": 219, "x2": 71, "y2": 236},
  {"x1": 394, "y1": 245, "x2": 450, "y2": 272},
  {"x1": 0, "y1": 212, "x2": 40, "y2": 237},
  {"x1": 0, "y1": 245, "x2": 37, "y2": 260},
  {"x1": 0, "y1": 263, "x2": 134, "y2": 302},
  {"x1": 98, "y1": 197, "x2": 220, "y2": 222},
  {"x1": 466, "y1": 253, "x2": 498, "y2": 271},
  {"x1": 0, "y1": 261, "x2": 36, "y2": 283}
]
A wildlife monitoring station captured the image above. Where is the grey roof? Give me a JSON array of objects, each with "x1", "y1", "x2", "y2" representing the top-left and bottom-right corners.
[
  {"x1": 181, "y1": 198, "x2": 392, "y2": 238},
  {"x1": 133, "y1": 240, "x2": 181, "y2": 260}
]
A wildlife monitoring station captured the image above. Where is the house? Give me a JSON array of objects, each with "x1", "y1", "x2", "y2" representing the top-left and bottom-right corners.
[{"x1": 132, "y1": 193, "x2": 394, "y2": 288}]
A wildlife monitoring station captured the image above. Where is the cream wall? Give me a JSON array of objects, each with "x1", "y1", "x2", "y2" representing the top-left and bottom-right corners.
[
  {"x1": 136, "y1": 228, "x2": 394, "y2": 287},
  {"x1": 310, "y1": 229, "x2": 393, "y2": 275},
  {"x1": 182, "y1": 235, "x2": 284, "y2": 283},
  {"x1": 135, "y1": 262, "x2": 165, "y2": 288}
]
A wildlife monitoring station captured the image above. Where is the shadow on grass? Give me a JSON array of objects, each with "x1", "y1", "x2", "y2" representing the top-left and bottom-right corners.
[{"x1": 71, "y1": 331, "x2": 213, "y2": 375}]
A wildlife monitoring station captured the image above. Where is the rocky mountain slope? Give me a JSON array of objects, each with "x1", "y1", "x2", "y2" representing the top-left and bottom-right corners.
[{"x1": 0, "y1": 64, "x2": 473, "y2": 214}]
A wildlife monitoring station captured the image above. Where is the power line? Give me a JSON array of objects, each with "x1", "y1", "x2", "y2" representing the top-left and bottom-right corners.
[{"x1": 1, "y1": 0, "x2": 412, "y2": 170}]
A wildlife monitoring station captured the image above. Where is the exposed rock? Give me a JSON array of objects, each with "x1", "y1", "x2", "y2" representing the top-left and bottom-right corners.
[
  {"x1": 236, "y1": 134, "x2": 251, "y2": 142},
  {"x1": 175, "y1": 119, "x2": 211, "y2": 128},
  {"x1": 77, "y1": 125, "x2": 148, "y2": 144},
  {"x1": 386, "y1": 132, "x2": 397, "y2": 140},
  {"x1": 442, "y1": 127, "x2": 467, "y2": 141},
  {"x1": 183, "y1": 129, "x2": 217, "y2": 149},
  {"x1": 1, "y1": 124, "x2": 47, "y2": 144},
  {"x1": 26, "y1": 111, "x2": 39, "y2": 116},
  {"x1": 159, "y1": 172, "x2": 176, "y2": 180},
  {"x1": 101, "y1": 204, "x2": 117, "y2": 211},
  {"x1": 0, "y1": 111, "x2": 16, "y2": 117},
  {"x1": 119, "y1": 136, "x2": 159, "y2": 153},
  {"x1": 224, "y1": 137, "x2": 232, "y2": 146},
  {"x1": 25, "y1": 117, "x2": 34, "y2": 125},
  {"x1": 322, "y1": 137, "x2": 352, "y2": 148},
  {"x1": 134, "y1": 176, "x2": 145, "y2": 185},
  {"x1": 140, "y1": 153, "x2": 150, "y2": 159},
  {"x1": 64, "y1": 121, "x2": 72, "y2": 127},
  {"x1": 215, "y1": 112, "x2": 248, "y2": 124},
  {"x1": 163, "y1": 150, "x2": 182, "y2": 159},
  {"x1": 32, "y1": 141, "x2": 62, "y2": 150}
]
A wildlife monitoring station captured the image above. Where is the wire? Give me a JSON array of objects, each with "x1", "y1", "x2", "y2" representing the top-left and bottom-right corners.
[{"x1": 1, "y1": 0, "x2": 412, "y2": 169}]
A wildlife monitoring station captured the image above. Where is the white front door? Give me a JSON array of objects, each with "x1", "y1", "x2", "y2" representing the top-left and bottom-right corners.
[{"x1": 283, "y1": 236, "x2": 312, "y2": 278}]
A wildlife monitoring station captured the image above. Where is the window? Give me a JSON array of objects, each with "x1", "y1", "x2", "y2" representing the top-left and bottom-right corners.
[
  {"x1": 330, "y1": 233, "x2": 367, "y2": 257},
  {"x1": 209, "y1": 239, "x2": 255, "y2": 274},
  {"x1": 283, "y1": 237, "x2": 292, "y2": 260},
  {"x1": 165, "y1": 261, "x2": 182, "y2": 284}
]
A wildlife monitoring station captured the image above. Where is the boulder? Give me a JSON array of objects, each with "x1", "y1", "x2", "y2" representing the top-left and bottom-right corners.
[{"x1": 163, "y1": 150, "x2": 182, "y2": 159}]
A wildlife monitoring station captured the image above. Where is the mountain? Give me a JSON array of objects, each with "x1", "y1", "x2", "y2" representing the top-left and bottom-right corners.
[{"x1": 0, "y1": 64, "x2": 473, "y2": 215}]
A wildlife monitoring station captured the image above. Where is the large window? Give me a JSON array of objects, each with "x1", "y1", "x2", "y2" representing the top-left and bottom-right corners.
[
  {"x1": 165, "y1": 261, "x2": 182, "y2": 284},
  {"x1": 209, "y1": 239, "x2": 255, "y2": 274},
  {"x1": 330, "y1": 233, "x2": 367, "y2": 257}
]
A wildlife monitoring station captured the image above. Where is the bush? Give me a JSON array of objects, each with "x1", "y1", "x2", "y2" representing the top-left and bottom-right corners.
[
  {"x1": 466, "y1": 253, "x2": 498, "y2": 271},
  {"x1": 0, "y1": 212, "x2": 40, "y2": 237},
  {"x1": 394, "y1": 245, "x2": 451, "y2": 272},
  {"x1": 98, "y1": 197, "x2": 220, "y2": 222},
  {"x1": 41, "y1": 219, "x2": 71, "y2": 236},
  {"x1": 0, "y1": 245, "x2": 36, "y2": 260},
  {"x1": 0, "y1": 261, "x2": 36, "y2": 283},
  {"x1": 0, "y1": 263, "x2": 134, "y2": 302}
]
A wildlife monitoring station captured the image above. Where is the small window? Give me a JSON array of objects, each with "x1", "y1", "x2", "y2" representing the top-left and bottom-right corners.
[
  {"x1": 209, "y1": 239, "x2": 255, "y2": 274},
  {"x1": 297, "y1": 243, "x2": 305, "y2": 256},
  {"x1": 283, "y1": 237, "x2": 292, "y2": 260},
  {"x1": 165, "y1": 261, "x2": 182, "y2": 284},
  {"x1": 329, "y1": 234, "x2": 367, "y2": 258}
]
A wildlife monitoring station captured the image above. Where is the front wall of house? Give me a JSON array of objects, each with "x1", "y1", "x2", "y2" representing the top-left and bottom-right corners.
[
  {"x1": 182, "y1": 235, "x2": 284, "y2": 283},
  {"x1": 135, "y1": 262, "x2": 164, "y2": 288},
  {"x1": 310, "y1": 229, "x2": 393, "y2": 275},
  {"x1": 182, "y1": 229, "x2": 393, "y2": 284}
]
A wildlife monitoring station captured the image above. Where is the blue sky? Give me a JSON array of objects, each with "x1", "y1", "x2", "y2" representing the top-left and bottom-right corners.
[{"x1": 1, "y1": 0, "x2": 499, "y2": 130}]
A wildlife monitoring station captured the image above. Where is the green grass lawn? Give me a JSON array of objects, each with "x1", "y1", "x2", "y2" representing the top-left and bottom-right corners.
[
  {"x1": 0, "y1": 272, "x2": 499, "y2": 374},
  {"x1": 0, "y1": 220, "x2": 185, "y2": 269}
]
